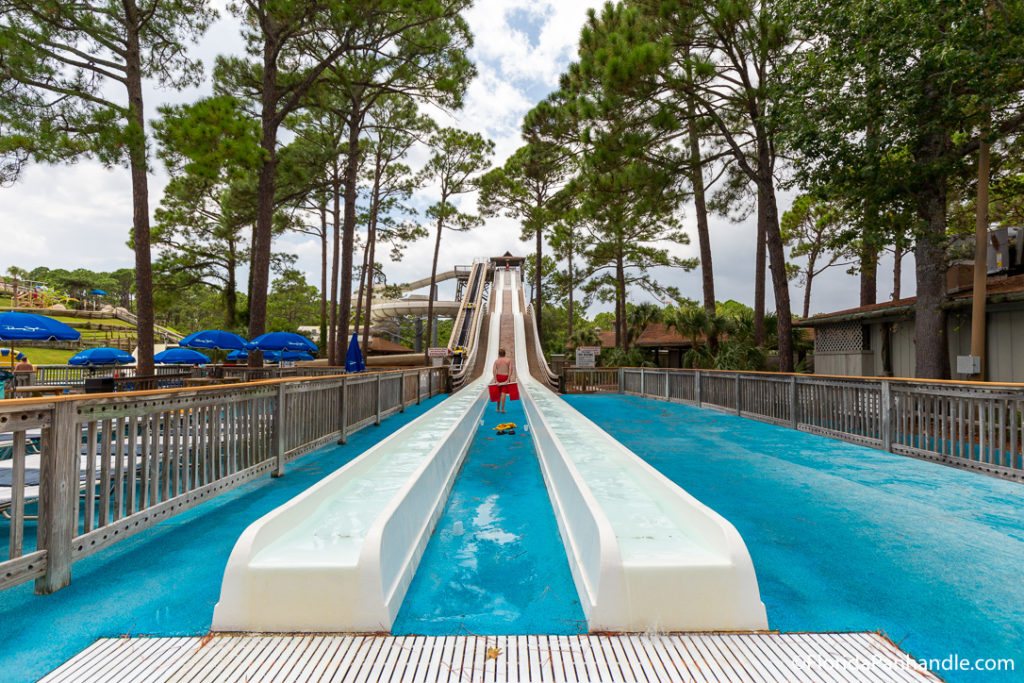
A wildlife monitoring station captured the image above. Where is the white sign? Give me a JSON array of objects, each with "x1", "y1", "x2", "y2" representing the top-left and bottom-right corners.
[
  {"x1": 578, "y1": 345, "x2": 601, "y2": 356},
  {"x1": 575, "y1": 348, "x2": 596, "y2": 368},
  {"x1": 427, "y1": 347, "x2": 449, "y2": 357}
]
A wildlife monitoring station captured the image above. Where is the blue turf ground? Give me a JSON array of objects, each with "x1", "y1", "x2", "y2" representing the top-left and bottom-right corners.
[{"x1": 566, "y1": 394, "x2": 1024, "y2": 682}]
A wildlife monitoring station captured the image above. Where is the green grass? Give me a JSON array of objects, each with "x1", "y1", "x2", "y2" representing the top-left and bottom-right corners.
[
  {"x1": 50, "y1": 315, "x2": 135, "y2": 328},
  {"x1": 6, "y1": 348, "x2": 77, "y2": 365}
]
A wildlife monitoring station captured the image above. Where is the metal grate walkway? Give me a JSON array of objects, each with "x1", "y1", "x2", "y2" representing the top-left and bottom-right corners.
[{"x1": 40, "y1": 633, "x2": 941, "y2": 682}]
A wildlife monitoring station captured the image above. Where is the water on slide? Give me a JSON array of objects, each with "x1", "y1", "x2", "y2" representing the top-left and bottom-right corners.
[{"x1": 393, "y1": 272, "x2": 585, "y2": 634}]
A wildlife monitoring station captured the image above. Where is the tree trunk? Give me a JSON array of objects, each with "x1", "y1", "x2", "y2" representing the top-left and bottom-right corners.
[
  {"x1": 567, "y1": 245, "x2": 575, "y2": 339},
  {"x1": 615, "y1": 242, "x2": 626, "y2": 350},
  {"x1": 761, "y1": 174, "x2": 794, "y2": 373},
  {"x1": 803, "y1": 261, "x2": 814, "y2": 320},
  {"x1": 123, "y1": 5, "x2": 155, "y2": 375},
  {"x1": 338, "y1": 106, "x2": 362, "y2": 362},
  {"x1": 248, "y1": 20, "x2": 281, "y2": 369},
  {"x1": 328, "y1": 176, "x2": 341, "y2": 365},
  {"x1": 754, "y1": 185, "x2": 767, "y2": 347},
  {"x1": 893, "y1": 244, "x2": 903, "y2": 300},
  {"x1": 319, "y1": 204, "x2": 328, "y2": 356},
  {"x1": 225, "y1": 243, "x2": 237, "y2": 329},
  {"x1": 688, "y1": 111, "x2": 716, "y2": 353},
  {"x1": 969, "y1": 120, "x2": 990, "y2": 379},
  {"x1": 424, "y1": 216, "x2": 443, "y2": 363},
  {"x1": 535, "y1": 209, "x2": 543, "y2": 346},
  {"x1": 362, "y1": 191, "x2": 379, "y2": 354},
  {"x1": 354, "y1": 235, "x2": 370, "y2": 342},
  {"x1": 914, "y1": 177, "x2": 952, "y2": 379},
  {"x1": 860, "y1": 238, "x2": 878, "y2": 307}
]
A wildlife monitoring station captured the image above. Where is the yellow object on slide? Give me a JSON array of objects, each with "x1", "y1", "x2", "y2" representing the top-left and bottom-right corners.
[{"x1": 493, "y1": 423, "x2": 517, "y2": 431}]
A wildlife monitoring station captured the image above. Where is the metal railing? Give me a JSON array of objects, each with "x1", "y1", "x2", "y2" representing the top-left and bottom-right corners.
[
  {"x1": 564, "y1": 367, "x2": 1024, "y2": 482},
  {"x1": 0, "y1": 366, "x2": 448, "y2": 595}
]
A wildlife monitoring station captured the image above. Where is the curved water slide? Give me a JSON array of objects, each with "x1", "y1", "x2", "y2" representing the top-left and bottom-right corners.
[{"x1": 213, "y1": 264, "x2": 766, "y2": 633}]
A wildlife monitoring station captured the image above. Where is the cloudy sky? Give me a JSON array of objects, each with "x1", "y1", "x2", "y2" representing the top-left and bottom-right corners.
[{"x1": 0, "y1": 0, "x2": 914, "y2": 316}]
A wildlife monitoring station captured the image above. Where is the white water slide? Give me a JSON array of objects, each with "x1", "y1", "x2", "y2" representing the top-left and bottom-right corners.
[{"x1": 213, "y1": 266, "x2": 766, "y2": 633}]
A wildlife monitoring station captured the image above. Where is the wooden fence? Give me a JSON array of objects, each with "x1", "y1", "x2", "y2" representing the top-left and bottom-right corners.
[
  {"x1": 33, "y1": 365, "x2": 188, "y2": 387},
  {"x1": 564, "y1": 367, "x2": 1024, "y2": 482},
  {"x1": 0, "y1": 366, "x2": 447, "y2": 595}
]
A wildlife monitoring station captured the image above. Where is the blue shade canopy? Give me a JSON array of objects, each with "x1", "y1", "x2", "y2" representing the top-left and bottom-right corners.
[
  {"x1": 179, "y1": 329, "x2": 248, "y2": 350},
  {"x1": 0, "y1": 312, "x2": 81, "y2": 342},
  {"x1": 68, "y1": 347, "x2": 135, "y2": 366},
  {"x1": 345, "y1": 333, "x2": 365, "y2": 373},
  {"x1": 0, "y1": 348, "x2": 27, "y2": 361},
  {"x1": 89, "y1": 289, "x2": 107, "y2": 296},
  {"x1": 226, "y1": 350, "x2": 314, "y2": 362},
  {"x1": 153, "y1": 348, "x2": 210, "y2": 364},
  {"x1": 245, "y1": 332, "x2": 318, "y2": 353}
]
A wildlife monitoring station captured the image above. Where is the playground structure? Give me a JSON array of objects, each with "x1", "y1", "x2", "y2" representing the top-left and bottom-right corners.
[{"x1": 212, "y1": 260, "x2": 767, "y2": 633}]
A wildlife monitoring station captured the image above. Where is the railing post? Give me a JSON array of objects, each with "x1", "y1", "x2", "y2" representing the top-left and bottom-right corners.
[
  {"x1": 665, "y1": 370, "x2": 671, "y2": 401},
  {"x1": 617, "y1": 367, "x2": 624, "y2": 394},
  {"x1": 339, "y1": 379, "x2": 348, "y2": 445},
  {"x1": 881, "y1": 380, "x2": 892, "y2": 452},
  {"x1": 640, "y1": 367, "x2": 646, "y2": 396},
  {"x1": 272, "y1": 382, "x2": 287, "y2": 478},
  {"x1": 35, "y1": 401, "x2": 77, "y2": 594},
  {"x1": 399, "y1": 373, "x2": 406, "y2": 413},
  {"x1": 789, "y1": 375, "x2": 798, "y2": 429},
  {"x1": 417, "y1": 370, "x2": 422, "y2": 405},
  {"x1": 694, "y1": 370, "x2": 701, "y2": 406},
  {"x1": 734, "y1": 374, "x2": 741, "y2": 415},
  {"x1": 375, "y1": 373, "x2": 382, "y2": 426}
]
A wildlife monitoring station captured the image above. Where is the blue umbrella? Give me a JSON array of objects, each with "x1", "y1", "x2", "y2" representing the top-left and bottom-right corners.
[
  {"x1": 246, "y1": 332, "x2": 318, "y2": 354},
  {"x1": 0, "y1": 312, "x2": 81, "y2": 342},
  {"x1": 226, "y1": 350, "x2": 314, "y2": 362},
  {"x1": 0, "y1": 348, "x2": 27, "y2": 362},
  {"x1": 89, "y1": 289, "x2": 107, "y2": 296},
  {"x1": 179, "y1": 329, "x2": 248, "y2": 350},
  {"x1": 153, "y1": 348, "x2": 210, "y2": 365},
  {"x1": 68, "y1": 347, "x2": 135, "y2": 366},
  {"x1": 345, "y1": 333, "x2": 365, "y2": 373}
]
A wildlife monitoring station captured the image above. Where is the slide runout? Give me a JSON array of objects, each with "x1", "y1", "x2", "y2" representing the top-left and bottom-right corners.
[
  {"x1": 212, "y1": 276, "x2": 504, "y2": 632},
  {"x1": 508, "y1": 269, "x2": 768, "y2": 631}
]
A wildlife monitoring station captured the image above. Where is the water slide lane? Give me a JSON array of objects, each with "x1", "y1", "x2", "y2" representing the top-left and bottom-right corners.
[
  {"x1": 212, "y1": 278, "x2": 501, "y2": 632},
  {"x1": 392, "y1": 271, "x2": 585, "y2": 635},
  {"x1": 391, "y1": 395, "x2": 586, "y2": 635},
  {"x1": 509, "y1": 269, "x2": 768, "y2": 631}
]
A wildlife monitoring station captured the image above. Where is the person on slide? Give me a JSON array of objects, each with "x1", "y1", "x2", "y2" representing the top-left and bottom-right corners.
[{"x1": 490, "y1": 348, "x2": 517, "y2": 413}]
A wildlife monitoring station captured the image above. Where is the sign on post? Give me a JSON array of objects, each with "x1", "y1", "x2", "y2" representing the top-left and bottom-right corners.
[
  {"x1": 575, "y1": 348, "x2": 597, "y2": 368},
  {"x1": 428, "y1": 347, "x2": 448, "y2": 367}
]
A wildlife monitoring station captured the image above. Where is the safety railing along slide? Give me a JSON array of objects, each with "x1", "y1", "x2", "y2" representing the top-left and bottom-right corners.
[
  {"x1": 0, "y1": 366, "x2": 447, "y2": 595},
  {"x1": 508, "y1": 270, "x2": 767, "y2": 631},
  {"x1": 566, "y1": 366, "x2": 1024, "y2": 483},
  {"x1": 446, "y1": 259, "x2": 488, "y2": 389}
]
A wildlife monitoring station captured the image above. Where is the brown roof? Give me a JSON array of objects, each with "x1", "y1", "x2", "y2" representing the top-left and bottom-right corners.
[
  {"x1": 368, "y1": 337, "x2": 413, "y2": 354},
  {"x1": 634, "y1": 322, "x2": 694, "y2": 347},
  {"x1": 597, "y1": 330, "x2": 616, "y2": 348},
  {"x1": 799, "y1": 273, "x2": 1024, "y2": 325}
]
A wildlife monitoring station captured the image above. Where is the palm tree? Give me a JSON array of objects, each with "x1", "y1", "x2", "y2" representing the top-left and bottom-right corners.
[
  {"x1": 568, "y1": 326, "x2": 601, "y2": 350},
  {"x1": 626, "y1": 302, "x2": 663, "y2": 347}
]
